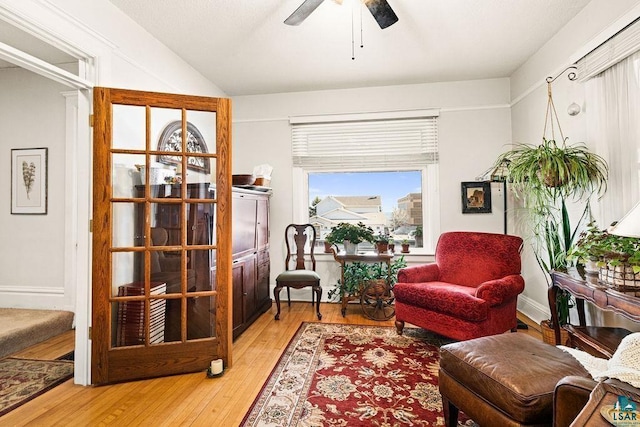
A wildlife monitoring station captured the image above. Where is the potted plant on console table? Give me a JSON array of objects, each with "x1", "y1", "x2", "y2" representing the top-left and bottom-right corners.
[
  {"x1": 568, "y1": 221, "x2": 640, "y2": 289},
  {"x1": 326, "y1": 222, "x2": 375, "y2": 255}
]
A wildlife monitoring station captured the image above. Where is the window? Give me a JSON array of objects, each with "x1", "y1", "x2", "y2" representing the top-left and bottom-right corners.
[
  {"x1": 290, "y1": 110, "x2": 440, "y2": 252},
  {"x1": 583, "y1": 40, "x2": 640, "y2": 225},
  {"x1": 309, "y1": 170, "x2": 424, "y2": 249}
]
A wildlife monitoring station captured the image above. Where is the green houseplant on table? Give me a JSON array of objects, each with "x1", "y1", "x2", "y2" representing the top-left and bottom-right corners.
[
  {"x1": 568, "y1": 221, "x2": 640, "y2": 286},
  {"x1": 327, "y1": 256, "x2": 407, "y2": 301},
  {"x1": 326, "y1": 222, "x2": 375, "y2": 255},
  {"x1": 492, "y1": 73, "x2": 608, "y2": 341},
  {"x1": 374, "y1": 232, "x2": 391, "y2": 253}
]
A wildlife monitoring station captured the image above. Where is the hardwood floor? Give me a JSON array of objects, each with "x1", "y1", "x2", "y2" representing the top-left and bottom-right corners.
[{"x1": 1, "y1": 303, "x2": 542, "y2": 426}]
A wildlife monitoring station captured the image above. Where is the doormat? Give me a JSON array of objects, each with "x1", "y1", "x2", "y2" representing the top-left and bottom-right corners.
[
  {"x1": 241, "y1": 322, "x2": 475, "y2": 426},
  {"x1": 0, "y1": 357, "x2": 73, "y2": 416}
]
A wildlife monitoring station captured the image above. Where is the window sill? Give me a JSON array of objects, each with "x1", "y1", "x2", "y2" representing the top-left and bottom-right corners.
[{"x1": 315, "y1": 250, "x2": 434, "y2": 263}]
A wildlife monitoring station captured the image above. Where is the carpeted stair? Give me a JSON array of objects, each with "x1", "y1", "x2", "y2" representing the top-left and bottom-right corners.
[{"x1": 0, "y1": 309, "x2": 74, "y2": 358}]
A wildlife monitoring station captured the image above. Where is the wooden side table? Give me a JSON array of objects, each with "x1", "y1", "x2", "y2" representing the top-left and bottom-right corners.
[
  {"x1": 550, "y1": 270, "x2": 640, "y2": 358},
  {"x1": 331, "y1": 250, "x2": 393, "y2": 317},
  {"x1": 571, "y1": 379, "x2": 640, "y2": 426}
]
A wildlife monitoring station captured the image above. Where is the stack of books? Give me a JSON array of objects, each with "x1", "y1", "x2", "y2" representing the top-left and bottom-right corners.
[{"x1": 116, "y1": 282, "x2": 167, "y2": 346}]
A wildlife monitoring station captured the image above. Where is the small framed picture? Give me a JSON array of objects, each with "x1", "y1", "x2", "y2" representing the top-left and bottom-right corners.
[
  {"x1": 461, "y1": 181, "x2": 491, "y2": 214},
  {"x1": 11, "y1": 148, "x2": 48, "y2": 215}
]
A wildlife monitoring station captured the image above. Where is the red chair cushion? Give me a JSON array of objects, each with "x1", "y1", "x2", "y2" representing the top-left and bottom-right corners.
[{"x1": 394, "y1": 281, "x2": 488, "y2": 322}]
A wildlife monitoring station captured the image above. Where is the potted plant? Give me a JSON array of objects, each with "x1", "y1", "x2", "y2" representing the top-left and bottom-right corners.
[
  {"x1": 493, "y1": 138, "x2": 607, "y2": 335},
  {"x1": 327, "y1": 256, "x2": 407, "y2": 300},
  {"x1": 323, "y1": 232, "x2": 337, "y2": 253},
  {"x1": 326, "y1": 222, "x2": 375, "y2": 255},
  {"x1": 568, "y1": 221, "x2": 640, "y2": 285},
  {"x1": 414, "y1": 225, "x2": 423, "y2": 247},
  {"x1": 495, "y1": 138, "x2": 608, "y2": 211},
  {"x1": 374, "y1": 233, "x2": 390, "y2": 253}
]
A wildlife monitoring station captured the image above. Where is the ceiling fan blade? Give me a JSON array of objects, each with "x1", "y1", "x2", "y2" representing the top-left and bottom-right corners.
[
  {"x1": 284, "y1": 0, "x2": 326, "y2": 26},
  {"x1": 364, "y1": 0, "x2": 398, "y2": 29}
]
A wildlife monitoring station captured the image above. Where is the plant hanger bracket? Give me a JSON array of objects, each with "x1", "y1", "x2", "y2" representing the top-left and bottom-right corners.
[{"x1": 543, "y1": 65, "x2": 578, "y2": 145}]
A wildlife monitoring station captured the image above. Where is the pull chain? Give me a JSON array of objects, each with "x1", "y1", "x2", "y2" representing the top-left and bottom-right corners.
[
  {"x1": 351, "y1": 2, "x2": 355, "y2": 60},
  {"x1": 360, "y1": 3, "x2": 364, "y2": 49}
]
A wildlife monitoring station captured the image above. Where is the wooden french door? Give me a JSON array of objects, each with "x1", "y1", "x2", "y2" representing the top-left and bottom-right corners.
[{"x1": 91, "y1": 87, "x2": 232, "y2": 385}]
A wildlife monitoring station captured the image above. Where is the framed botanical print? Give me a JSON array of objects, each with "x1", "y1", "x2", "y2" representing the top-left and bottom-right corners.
[
  {"x1": 11, "y1": 147, "x2": 48, "y2": 214},
  {"x1": 461, "y1": 181, "x2": 491, "y2": 214},
  {"x1": 157, "y1": 121, "x2": 210, "y2": 173}
]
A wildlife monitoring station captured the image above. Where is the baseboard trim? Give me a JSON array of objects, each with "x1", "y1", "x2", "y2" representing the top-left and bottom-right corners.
[{"x1": 517, "y1": 294, "x2": 550, "y2": 326}]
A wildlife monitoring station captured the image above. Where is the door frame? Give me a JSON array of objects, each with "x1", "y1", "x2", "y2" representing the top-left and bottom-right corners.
[{"x1": 0, "y1": 8, "x2": 95, "y2": 385}]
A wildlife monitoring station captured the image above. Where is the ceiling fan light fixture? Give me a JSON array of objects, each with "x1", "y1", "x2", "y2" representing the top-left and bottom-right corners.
[{"x1": 284, "y1": 0, "x2": 398, "y2": 29}]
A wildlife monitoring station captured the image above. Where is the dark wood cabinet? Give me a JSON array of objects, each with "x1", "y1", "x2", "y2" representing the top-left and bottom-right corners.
[
  {"x1": 231, "y1": 190, "x2": 271, "y2": 339},
  {"x1": 135, "y1": 184, "x2": 271, "y2": 341}
]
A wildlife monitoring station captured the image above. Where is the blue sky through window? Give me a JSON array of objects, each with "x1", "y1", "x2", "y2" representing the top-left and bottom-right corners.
[{"x1": 309, "y1": 171, "x2": 421, "y2": 214}]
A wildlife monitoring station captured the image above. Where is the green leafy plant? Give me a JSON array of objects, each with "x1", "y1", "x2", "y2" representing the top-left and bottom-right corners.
[
  {"x1": 374, "y1": 233, "x2": 390, "y2": 243},
  {"x1": 493, "y1": 140, "x2": 607, "y2": 327},
  {"x1": 495, "y1": 138, "x2": 608, "y2": 212},
  {"x1": 568, "y1": 222, "x2": 640, "y2": 273},
  {"x1": 493, "y1": 79, "x2": 609, "y2": 328},
  {"x1": 327, "y1": 256, "x2": 407, "y2": 300},
  {"x1": 326, "y1": 222, "x2": 375, "y2": 245},
  {"x1": 555, "y1": 289, "x2": 574, "y2": 327}
]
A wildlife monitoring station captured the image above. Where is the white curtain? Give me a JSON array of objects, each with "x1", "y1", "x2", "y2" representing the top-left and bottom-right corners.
[{"x1": 585, "y1": 50, "x2": 640, "y2": 226}]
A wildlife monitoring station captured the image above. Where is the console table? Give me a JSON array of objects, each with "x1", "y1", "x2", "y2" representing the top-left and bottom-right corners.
[
  {"x1": 549, "y1": 270, "x2": 640, "y2": 358},
  {"x1": 332, "y1": 250, "x2": 394, "y2": 317}
]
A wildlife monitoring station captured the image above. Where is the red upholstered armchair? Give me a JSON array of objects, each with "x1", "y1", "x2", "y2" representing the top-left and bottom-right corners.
[{"x1": 394, "y1": 231, "x2": 524, "y2": 341}]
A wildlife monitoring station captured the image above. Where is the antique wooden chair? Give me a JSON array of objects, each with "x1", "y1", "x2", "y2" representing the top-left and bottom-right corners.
[{"x1": 274, "y1": 224, "x2": 322, "y2": 320}]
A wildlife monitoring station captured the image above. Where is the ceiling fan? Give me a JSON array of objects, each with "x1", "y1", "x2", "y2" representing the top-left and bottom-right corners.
[{"x1": 284, "y1": 0, "x2": 398, "y2": 29}]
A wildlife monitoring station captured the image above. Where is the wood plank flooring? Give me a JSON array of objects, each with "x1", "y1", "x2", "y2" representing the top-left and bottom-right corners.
[{"x1": 1, "y1": 303, "x2": 541, "y2": 426}]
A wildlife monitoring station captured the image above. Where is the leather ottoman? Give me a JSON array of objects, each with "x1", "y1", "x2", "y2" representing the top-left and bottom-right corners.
[{"x1": 439, "y1": 333, "x2": 590, "y2": 426}]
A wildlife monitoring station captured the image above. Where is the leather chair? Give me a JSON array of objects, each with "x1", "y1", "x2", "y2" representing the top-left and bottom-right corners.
[
  {"x1": 274, "y1": 224, "x2": 322, "y2": 320},
  {"x1": 394, "y1": 231, "x2": 524, "y2": 340}
]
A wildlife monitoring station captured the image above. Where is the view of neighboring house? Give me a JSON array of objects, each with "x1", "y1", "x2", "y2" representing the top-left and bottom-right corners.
[
  {"x1": 310, "y1": 193, "x2": 424, "y2": 246},
  {"x1": 310, "y1": 195, "x2": 388, "y2": 241}
]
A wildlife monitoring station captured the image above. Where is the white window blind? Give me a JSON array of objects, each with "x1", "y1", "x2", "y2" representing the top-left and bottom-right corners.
[
  {"x1": 291, "y1": 116, "x2": 438, "y2": 170},
  {"x1": 577, "y1": 18, "x2": 640, "y2": 81}
]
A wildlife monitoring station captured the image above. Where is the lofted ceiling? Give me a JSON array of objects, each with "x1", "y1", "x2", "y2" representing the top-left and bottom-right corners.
[
  {"x1": 0, "y1": 1, "x2": 592, "y2": 96},
  {"x1": 107, "y1": 0, "x2": 591, "y2": 96}
]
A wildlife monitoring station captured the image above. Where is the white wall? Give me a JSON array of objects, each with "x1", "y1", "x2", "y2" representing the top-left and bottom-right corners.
[
  {"x1": 233, "y1": 78, "x2": 512, "y2": 301},
  {"x1": 510, "y1": 0, "x2": 640, "y2": 329},
  {"x1": 0, "y1": 67, "x2": 70, "y2": 309},
  {"x1": 0, "y1": 0, "x2": 227, "y2": 311}
]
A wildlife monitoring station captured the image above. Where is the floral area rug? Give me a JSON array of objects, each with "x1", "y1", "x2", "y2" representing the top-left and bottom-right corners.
[
  {"x1": 0, "y1": 357, "x2": 73, "y2": 416},
  {"x1": 241, "y1": 322, "x2": 475, "y2": 427}
]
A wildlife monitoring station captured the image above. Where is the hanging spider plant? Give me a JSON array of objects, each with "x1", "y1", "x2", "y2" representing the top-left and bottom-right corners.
[
  {"x1": 492, "y1": 70, "x2": 609, "y2": 326},
  {"x1": 495, "y1": 138, "x2": 608, "y2": 213}
]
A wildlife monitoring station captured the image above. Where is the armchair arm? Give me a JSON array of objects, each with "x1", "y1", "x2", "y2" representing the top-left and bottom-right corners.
[
  {"x1": 397, "y1": 263, "x2": 440, "y2": 283},
  {"x1": 474, "y1": 274, "x2": 525, "y2": 306},
  {"x1": 553, "y1": 376, "x2": 597, "y2": 427}
]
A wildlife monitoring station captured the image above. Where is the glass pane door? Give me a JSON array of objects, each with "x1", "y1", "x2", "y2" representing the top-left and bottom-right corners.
[{"x1": 92, "y1": 88, "x2": 232, "y2": 385}]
